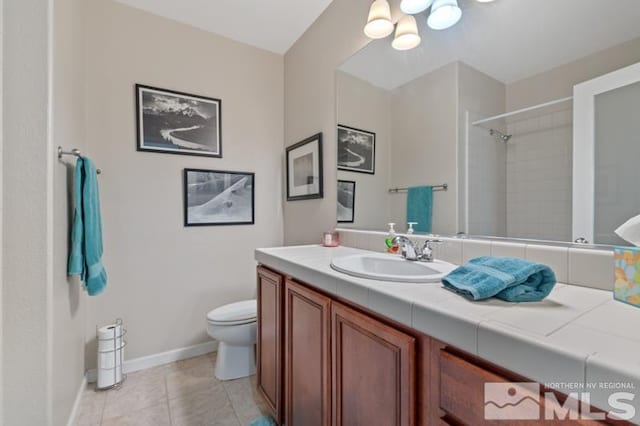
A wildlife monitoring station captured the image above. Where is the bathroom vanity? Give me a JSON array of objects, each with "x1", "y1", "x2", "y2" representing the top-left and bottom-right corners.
[{"x1": 255, "y1": 243, "x2": 640, "y2": 426}]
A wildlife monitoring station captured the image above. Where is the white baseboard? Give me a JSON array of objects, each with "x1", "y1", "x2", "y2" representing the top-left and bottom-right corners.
[
  {"x1": 66, "y1": 374, "x2": 88, "y2": 426},
  {"x1": 86, "y1": 340, "x2": 218, "y2": 383}
]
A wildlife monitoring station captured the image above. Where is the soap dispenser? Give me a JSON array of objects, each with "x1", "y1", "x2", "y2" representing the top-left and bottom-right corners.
[
  {"x1": 407, "y1": 222, "x2": 418, "y2": 235},
  {"x1": 385, "y1": 223, "x2": 399, "y2": 253}
]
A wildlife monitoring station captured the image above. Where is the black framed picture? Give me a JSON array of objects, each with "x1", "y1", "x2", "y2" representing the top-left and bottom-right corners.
[
  {"x1": 337, "y1": 124, "x2": 375, "y2": 174},
  {"x1": 183, "y1": 168, "x2": 254, "y2": 226},
  {"x1": 337, "y1": 180, "x2": 356, "y2": 223},
  {"x1": 136, "y1": 84, "x2": 222, "y2": 158},
  {"x1": 286, "y1": 133, "x2": 323, "y2": 201}
]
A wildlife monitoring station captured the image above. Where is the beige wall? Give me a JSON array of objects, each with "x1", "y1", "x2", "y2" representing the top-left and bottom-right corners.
[
  {"x1": 336, "y1": 71, "x2": 391, "y2": 230},
  {"x1": 389, "y1": 63, "x2": 459, "y2": 234},
  {"x1": 283, "y1": 0, "x2": 374, "y2": 245},
  {"x1": 3, "y1": 0, "x2": 52, "y2": 424},
  {"x1": 51, "y1": 0, "x2": 89, "y2": 424},
  {"x1": 85, "y1": 0, "x2": 284, "y2": 364},
  {"x1": 507, "y1": 37, "x2": 640, "y2": 110}
]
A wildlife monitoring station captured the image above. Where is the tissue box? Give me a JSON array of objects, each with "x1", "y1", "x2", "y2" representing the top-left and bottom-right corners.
[{"x1": 613, "y1": 246, "x2": 640, "y2": 308}]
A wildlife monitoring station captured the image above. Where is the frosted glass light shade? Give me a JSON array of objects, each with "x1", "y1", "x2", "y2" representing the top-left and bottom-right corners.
[
  {"x1": 392, "y1": 15, "x2": 421, "y2": 50},
  {"x1": 400, "y1": 0, "x2": 434, "y2": 15},
  {"x1": 427, "y1": 0, "x2": 462, "y2": 30},
  {"x1": 364, "y1": 0, "x2": 394, "y2": 39}
]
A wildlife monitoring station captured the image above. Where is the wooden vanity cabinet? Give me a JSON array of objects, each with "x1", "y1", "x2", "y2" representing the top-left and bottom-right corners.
[
  {"x1": 332, "y1": 301, "x2": 416, "y2": 426},
  {"x1": 284, "y1": 279, "x2": 331, "y2": 426},
  {"x1": 257, "y1": 266, "x2": 284, "y2": 423},
  {"x1": 263, "y1": 268, "x2": 416, "y2": 426},
  {"x1": 258, "y1": 266, "x2": 626, "y2": 426}
]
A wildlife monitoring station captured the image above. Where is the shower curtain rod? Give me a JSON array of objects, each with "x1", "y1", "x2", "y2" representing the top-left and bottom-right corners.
[{"x1": 471, "y1": 96, "x2": 573, "y2": 126}]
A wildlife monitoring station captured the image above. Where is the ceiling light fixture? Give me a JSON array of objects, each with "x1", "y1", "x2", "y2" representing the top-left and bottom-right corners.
[
  {"x1": 365, "y1": 0, "x2": 491, "y2": 50},
  {"x1": 364, "y1": 0, "x2": 394, "y2": 39},
  {"x1": 400, "y1": 0, "x2": 434, "y2": 15},
  {"x1": 427, "y1": 0, "x2": 462, "y2": 30},
  {"x1": 392, "y1": 15, "x2": 421, "y2": 50}
]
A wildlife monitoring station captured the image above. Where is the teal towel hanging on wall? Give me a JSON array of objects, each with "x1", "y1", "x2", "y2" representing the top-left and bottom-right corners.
[
  {"x1": 406, "y1": 186, "x2": 433, "y2": 233},
  {"x1": 68, "y1": 157, "x2": 107, "y2": 296}
]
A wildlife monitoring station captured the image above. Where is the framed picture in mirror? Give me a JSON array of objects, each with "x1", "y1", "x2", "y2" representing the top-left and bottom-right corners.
[
  {"x1": 337, "y1": 180, "x2": 356, "y2": 223},
  {"x1": 337, "y1": 124, "x2": 375, "y2": 174},
  {"x1": 286, "y1": 133, "x2": 323, "y2": 201}
]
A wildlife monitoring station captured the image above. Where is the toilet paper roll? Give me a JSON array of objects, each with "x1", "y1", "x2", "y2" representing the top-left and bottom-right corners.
[
  {"x1": 97, "y1": 324, "x2": 124, "y2": 351},
  {"x1": 97, "y1": 323, "x2": 125, "y2": 389},
  {"x1": 97, "y1": 365, "x2": 123, "y2": 389}
]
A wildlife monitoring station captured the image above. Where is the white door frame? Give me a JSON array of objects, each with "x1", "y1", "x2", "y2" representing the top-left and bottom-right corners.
[{"x1": 572, "y1": 61, "x2": 640, "y2": 243}]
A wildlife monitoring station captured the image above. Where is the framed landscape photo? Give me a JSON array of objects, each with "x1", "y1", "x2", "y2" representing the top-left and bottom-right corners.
[
  {"x1": 136, "y1": 84, "x2": 222, "y2": 158},
  {"x1": 183, "y1": 168, "x2": 254, "y2": 226},
  {"x1": 286, "y1": 133, "x2": 323, "y2": 201},
  {"x1": 337, "y1": 180, "x2": 356, "y2": 223},
  {"x1": 337, "y1": 124, "x2": 375, "y2": 174}
]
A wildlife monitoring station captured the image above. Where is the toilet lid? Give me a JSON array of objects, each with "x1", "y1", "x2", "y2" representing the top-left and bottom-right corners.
[{"x1": 207, "y1": 299, "x2": 257, "y2": 324}]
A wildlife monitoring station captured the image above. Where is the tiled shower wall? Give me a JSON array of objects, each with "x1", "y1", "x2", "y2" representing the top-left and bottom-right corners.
[{"x1": 506, "y1": 109, "x2": 573, "y2": 241}]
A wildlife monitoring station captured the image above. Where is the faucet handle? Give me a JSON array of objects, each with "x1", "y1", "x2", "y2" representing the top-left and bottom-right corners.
[{"x1": 423, "y1": 238, "x2": 443, "y2": 248}]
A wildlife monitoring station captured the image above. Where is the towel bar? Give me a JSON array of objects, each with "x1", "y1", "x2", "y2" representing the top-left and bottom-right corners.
[
  {"x1": 389, "y1": 184, "x2": 448, "y2": 193},
  {"x1": 58, "y1": 146, "x2": 102, "y2": 174}
]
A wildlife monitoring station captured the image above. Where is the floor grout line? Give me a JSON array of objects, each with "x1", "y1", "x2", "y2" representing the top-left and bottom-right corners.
[
  {"x1": 164, "y1": 372, "x2": 173, "y2": 426},
  {"x1": 98, "y1": 384, "x2": 107, "y2": 426}
]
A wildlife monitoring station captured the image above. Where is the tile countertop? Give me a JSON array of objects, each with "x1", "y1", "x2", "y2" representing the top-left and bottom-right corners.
[{"x1": 255, "y1": 245, "x2": 640, "y2": 421}]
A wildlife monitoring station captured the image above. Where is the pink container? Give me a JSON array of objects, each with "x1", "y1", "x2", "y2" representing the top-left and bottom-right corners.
[{"x1": 322, "y1": 231, "x2": 340, "y2": 247}]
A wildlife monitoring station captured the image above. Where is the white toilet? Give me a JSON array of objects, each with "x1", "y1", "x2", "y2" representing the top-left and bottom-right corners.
[{"x1": 206, "y1": 299, "x2": 257, "y2": 381}]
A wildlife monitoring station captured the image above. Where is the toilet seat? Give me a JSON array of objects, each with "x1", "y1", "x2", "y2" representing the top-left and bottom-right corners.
[
  {"x1": 208, "y1": 317, "x2": 256, "y2": 326},
  {"x1": 207, "y1": 300, "x2": 256, "y2": 326}
]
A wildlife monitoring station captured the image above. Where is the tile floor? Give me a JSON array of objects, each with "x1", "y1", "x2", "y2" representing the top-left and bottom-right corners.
[{"x1": 74, "y1": 352, "x2": 270, "y2": 426}]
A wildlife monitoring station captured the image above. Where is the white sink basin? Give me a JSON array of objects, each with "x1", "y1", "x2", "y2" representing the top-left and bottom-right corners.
[{"x1": 330, "y1": 253, "x2": 457, "y2": 283}]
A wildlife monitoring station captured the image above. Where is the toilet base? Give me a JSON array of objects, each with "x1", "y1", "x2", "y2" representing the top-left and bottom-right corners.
[{"x1": 214, "y1": 342, "x2": 256, "y2": 381}]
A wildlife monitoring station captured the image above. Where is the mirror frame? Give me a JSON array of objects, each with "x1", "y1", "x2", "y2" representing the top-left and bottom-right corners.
[{"x1": 573, "y1": 61, "x2": 640, "y2": 243}]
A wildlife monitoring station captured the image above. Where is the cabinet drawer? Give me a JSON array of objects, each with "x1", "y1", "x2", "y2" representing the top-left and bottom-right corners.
[
  {"x1": 439, "y1": 350, "x2": 541, "y2": 425},
  {"x1": 438, "y1": 350, "x2": 605, "y2": 426}
]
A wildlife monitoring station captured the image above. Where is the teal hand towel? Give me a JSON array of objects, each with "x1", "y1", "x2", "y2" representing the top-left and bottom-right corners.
[
  {"x1": 442, "y1": 257, "x2": 556, "y2": 302},
  {"x1": 407, "y1": 186, "x2": 433, "y2": 233},
  {"x1": 68, "y1": 157, "x2": 107, "y2": 296}
]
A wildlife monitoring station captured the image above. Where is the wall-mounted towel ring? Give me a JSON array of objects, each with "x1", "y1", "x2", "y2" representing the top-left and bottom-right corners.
[{"x1": 58, "y1": 146, "x2": 102, "y2": 174}]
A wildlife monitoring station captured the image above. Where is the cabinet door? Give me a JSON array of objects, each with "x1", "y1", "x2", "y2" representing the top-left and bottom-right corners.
[
  {"x1": 332, "y1": 302, "x2": 416, "y2": 426},
  {"x1": 257, "y1": 267, "x2": 283, "y2": 423},
  {"x1": 284, "y1": 279, "x2": 331, "y2": 426}
]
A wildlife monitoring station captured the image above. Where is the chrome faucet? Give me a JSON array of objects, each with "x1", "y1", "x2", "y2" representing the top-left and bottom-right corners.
[
  {"x1": 392, "y1": 236, "x2": 419, "y2": 260},
  {"x1": 392, "y1": 236, "x2": 442, "y2": 262}
]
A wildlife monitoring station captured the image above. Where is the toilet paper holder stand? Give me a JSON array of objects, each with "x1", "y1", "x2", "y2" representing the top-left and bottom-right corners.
[{"x1": 96, "y1": 318, "x2": 127, "y2": 391}]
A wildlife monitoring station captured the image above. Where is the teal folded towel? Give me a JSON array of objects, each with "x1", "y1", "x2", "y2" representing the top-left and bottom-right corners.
[
  {"x1": 442, "y1": 256, "x2": 556, "y2": 302},
  {"x1": 68, "y1": 157, "x2": 107, "y2": 296},
  {"x1": 249, "y1": 416, "x2": 276, "y2": 426},
  {"x1": 407, "y1": 186, "x2": 433, "y2": 233}
]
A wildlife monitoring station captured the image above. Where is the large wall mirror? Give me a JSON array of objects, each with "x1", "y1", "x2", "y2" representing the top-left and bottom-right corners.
[{"x1": 335, "y1": 0, "x2": 640, "y2": 246}]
